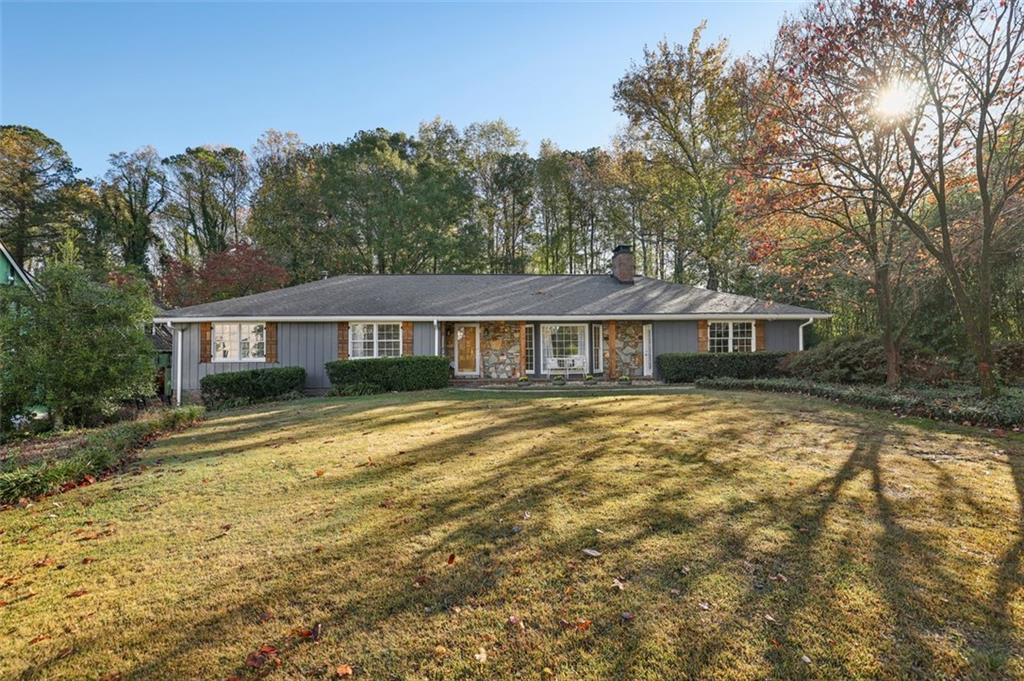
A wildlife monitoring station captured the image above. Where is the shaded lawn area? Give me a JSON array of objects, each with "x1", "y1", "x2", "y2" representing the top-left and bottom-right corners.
[{"x1": 1, "y1": 389, "x2": 1023, "y2": 680}]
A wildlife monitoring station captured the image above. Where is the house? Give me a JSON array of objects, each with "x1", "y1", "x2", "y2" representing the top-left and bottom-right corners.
[
  {"x1": 155, "y1": 246, "x2": 829, "y2": 404},
  {"x1": 0, "y1": 239, "x2": 33, "y2": 289}
]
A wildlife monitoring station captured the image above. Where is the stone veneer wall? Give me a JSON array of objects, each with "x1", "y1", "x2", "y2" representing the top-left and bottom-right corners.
[
  {"x1": 615, "y1": 321, "x2": 644, "y2": 377},
  {"x1": 480, "y1": 321, "x2": 521, "y2": 379}
]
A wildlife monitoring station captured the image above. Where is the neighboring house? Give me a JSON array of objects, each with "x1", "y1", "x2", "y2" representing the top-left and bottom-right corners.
[
  {"x1": 0, "y1": 239, "x2": 33, "y2": 289},
  {"x1": 155, "y1": 246, "x2": 829, "y2": 404}
]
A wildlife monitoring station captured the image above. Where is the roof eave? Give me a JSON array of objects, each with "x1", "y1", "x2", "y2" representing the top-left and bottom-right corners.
[{"x1": 155, "y1": 312, "x2": 831, "y2": 324}]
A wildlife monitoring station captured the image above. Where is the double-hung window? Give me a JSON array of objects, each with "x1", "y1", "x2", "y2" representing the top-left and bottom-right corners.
[
  {"x1": 708, "y1": 321, "x2": 755, "y2": 353},
  {"x1": 524, "y1": 324, "x2": 535, "y2": 374},
  {"x1": 213, "y1": 323, "x2": 266, "y2": 362},
  {"x1": 590, "y1": 323, "x2": 604, "y2": 373},
  {"x1": 541, "y1": 324, "x2": 587, "y2": 373},
  {"x1": 349, "y1": 322, "x2": 402, "y2": 359}
]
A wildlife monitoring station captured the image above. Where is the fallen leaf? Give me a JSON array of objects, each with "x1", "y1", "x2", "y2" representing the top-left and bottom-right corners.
[
  {"x1": 620, "y1": 612, "x2": 635, "y2": 623},
  {"x1": 67, "y1": 589, "x2": 88, "y2": 598},
  {"x1": 543, "y1": 668, "x2": 554, "y2": 676},
  {"x1": 434, "y1": 645, "x2": 448, "y2": 658},
  {"x1": 507, "y1": 615, "x2": 525, "y2": 630},
  {"x1": 582, "y1": 548, "x2": 602, "y2": 558},
  {"x1": 611, "y1": 577, "x2": 626, "y2": 591},
  {"x1": 764, "y1": 614, "x2": 777, "y2": 624},
  {"x1": 474, "y1": 647, "x2": 488, "y2": 663},
  {"x1": 291, "y1": 627, "x2": 313, "y2": 638},
  {"x1": 81, "y1": 557, "x2": 96, "y2": 565},
  {"x1": 335, "y1": 664, "x2": 354, "y2": 677},
  {"x1": 33, "y1": 556, "x2": 55, "y2": 568},
  {"x1": 98, "y1": 674, "x2": 121, "y2": 681},
  {"x1": 801, "y1": 655, "x2": 812, "y2": 664},
  {"x1": 258, "y1": 644, "x2": 278, "y2": 656},
  {"x1": 575, "y1": 618, "x2": 592, "y2": 632},
  {"x1": 699, "y1": 601, "x2": 710, "y2": 611},
  {"x1": 28, "y1": 633, "x2": 50, "y2": 645},
  {"x1": 245, "y1": 652, "x2": 266, "y2": 668},
  {"x1": 669, "y1": 588, "x2": 681, "y2": 596},
  {"x1": 447, "y1": 553, "x2": 456, "y2": 565},
  {"x1": 315, "y1": 469, "x2": 325, "y2": 477}
]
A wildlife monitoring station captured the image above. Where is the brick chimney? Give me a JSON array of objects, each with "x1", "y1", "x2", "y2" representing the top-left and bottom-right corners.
[{"x1": 611, "y1": 244, "x2": 634, "y2": 284}]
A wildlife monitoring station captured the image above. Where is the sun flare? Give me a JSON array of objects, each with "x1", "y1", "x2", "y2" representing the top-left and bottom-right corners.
[{"x1": 875, "y1": 79, "x2": 921, "y2": 120}]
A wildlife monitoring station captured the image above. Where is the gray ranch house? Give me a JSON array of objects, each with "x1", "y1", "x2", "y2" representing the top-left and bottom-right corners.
[{"x1": 155, "y1": 246, "x2": 828, "y2": 404}]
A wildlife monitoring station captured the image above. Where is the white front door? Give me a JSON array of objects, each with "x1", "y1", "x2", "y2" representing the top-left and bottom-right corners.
[{"x1": 454, "y1": 323, "x2": 480, "y2": 376}]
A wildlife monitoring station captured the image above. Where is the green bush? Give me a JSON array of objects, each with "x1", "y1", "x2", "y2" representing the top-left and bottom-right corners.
[
  {"x1": 995, "y1": 342, "x2": 1024, "y2": 386},
  {"x1": 331, "y1": 382, "x2": 386, "y2": 397},
  {"x1": 325, "y1": 356, "x2": 449, "y2": 393},
  {"x1": 657, "y1": 352, "x2": 787, "y2": 383},
  {"x1": 200, "y1": 367, "x2": 306, "y2": 408},
  {"x1": 0, "y1": 406, "x2": 204, "y2": 505},
  {"x1": 695, "y1": 377, "x2": 1024, "y2": 429},
  {"x1": 779, "y1": 335, "x2": 954, "y2": 385}
]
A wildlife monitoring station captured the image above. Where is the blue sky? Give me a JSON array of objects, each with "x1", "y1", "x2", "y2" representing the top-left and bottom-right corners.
[{"x1": 2, "y1": 2, "x2": 800, "y2": 178}]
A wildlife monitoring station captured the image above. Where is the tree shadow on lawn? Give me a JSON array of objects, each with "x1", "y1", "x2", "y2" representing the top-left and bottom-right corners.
[{"x1": 19, "y1": 392, "x2": 1024, "y2": 680}]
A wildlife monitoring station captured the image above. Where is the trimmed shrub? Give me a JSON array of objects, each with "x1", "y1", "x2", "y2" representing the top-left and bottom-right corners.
[
  {"x1": 331, "y1": 382, "x2": 385, "y2": 397},
  {"x1": 325, "y1": 356, "x2": 449, "y2": 393},
  {"x1": 200, "y1": 367, "x2": 306, "y2": 409},
  {"x1": 657, "y1": 352, "x2": 787, "y2": 383},
  {"x1": 695, "y1": 377, "x2": 1024, "y2": 429},
  {"x1": 0, "y1": 406, "x2": 204, "y2": 505}
]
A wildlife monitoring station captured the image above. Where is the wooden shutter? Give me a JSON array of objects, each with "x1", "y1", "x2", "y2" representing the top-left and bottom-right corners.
[
  {"x1": 697, "y1": 320, "x2": 708, "y2": 353},
  {"x1": 755, "y1": 320, "x2": 766, "y2": 352},
  {"x1": 265, "y1": 322, "x2": 278, "y2": 363},
  {"x1": 337, "y1": 322, "x2": 349, "y2": 359},
  {"x1": 199, "y1": 322, "x2": 212, "y2": 363},
  {"x1": 402, "y1": 322, "x2": 414, "y2": 356},
  {"x1": 518, "y1": 321, "x2": 527, "y2": 377}
]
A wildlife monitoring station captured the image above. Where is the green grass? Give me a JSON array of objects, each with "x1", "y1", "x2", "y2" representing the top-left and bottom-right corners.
[{"x1": 1, "y1": 389, "x2": 1022, "y2": 680}]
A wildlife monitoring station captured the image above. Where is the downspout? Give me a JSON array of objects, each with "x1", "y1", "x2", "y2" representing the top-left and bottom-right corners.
[
  {"x1": 174, "y1": 325, "x2": 183, "y2": 406},
  {"x1": 433, "y1": 319, "x2": 439, "y2": 355},
  {"x1": 798, "y1": 318, "x2": 814, "y2": 351}
]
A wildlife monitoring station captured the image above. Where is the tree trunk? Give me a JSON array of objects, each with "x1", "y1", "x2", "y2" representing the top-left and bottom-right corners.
[
  {"x1": 52, "y1": 410, "x2": 65, "y2": 432},
  {"x1": 874, "y1": 264, "x2": 901, "y2": 387},
  {"x1": 706, "y1": 261, "x2": 719, "y2": 291}
]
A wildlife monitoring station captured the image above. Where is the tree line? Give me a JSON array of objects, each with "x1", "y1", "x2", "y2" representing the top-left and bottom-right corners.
[{"x1": 1, "y1": 0, "x2": 1021, "y2": 395}]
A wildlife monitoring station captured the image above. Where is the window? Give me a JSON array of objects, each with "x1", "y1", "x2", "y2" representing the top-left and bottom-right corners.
[
  {"x1": 541, "y1": 324, "x2": 587, "y2": 373},
  {"x1": 212, "y1": 323, "x2": 266, "y2": 362},
  {"x1": 524, "y1": 324, "x2": 535, "y2": 374},
  {"x1": 708, "y1": 321, "x2": 755, "y2": 353},
  {"x1": 349, "y1": 322, "x2": 402, "y2": 359},
  {"x1": 643, "y1": 323, "x2": 653, "y2": 376},
  {"x1": 590, "y1": 324, "x2": 603, "y2": 373}
]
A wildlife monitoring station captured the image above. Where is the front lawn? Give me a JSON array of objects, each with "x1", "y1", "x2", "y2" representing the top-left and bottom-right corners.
[{"x1": 2, "y1": 389, "x2": 1022, "y2": 679}]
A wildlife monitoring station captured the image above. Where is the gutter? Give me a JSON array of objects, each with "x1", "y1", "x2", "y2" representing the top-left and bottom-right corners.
[
  {"x1": 155, "y1": 313, "x2": 833, "y2": 324},
  {"x1": 798, "y1": 317, "x2": 815, "y2": 351}
]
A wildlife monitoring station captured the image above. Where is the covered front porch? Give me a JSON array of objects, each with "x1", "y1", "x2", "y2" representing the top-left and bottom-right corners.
[{"x1": 434, "y1": 320, "x2": 652, "y2": 381}]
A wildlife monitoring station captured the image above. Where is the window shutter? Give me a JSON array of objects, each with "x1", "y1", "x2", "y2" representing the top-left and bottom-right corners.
[
  {"x1": 697, "y1": 320, "x2": 708, "y2": 352},
  {"x1": 265, "y1": 322, "x2": 278, "y2": 363},
  {"x1": 199, "y1": 322, "x2": 211, "y2": 363},
  {"x1": 337, "y1": 322, "x2": 349, "y2": 359},
  {"x1": 755, "y1": 320, "x2": 766, "y2": 352},
  {"x1": 607, "y1": 321, "x2": 618, "y2": 379},
  {"x1": 402, "y1": 322, "x2": 414, "y2": 356}
]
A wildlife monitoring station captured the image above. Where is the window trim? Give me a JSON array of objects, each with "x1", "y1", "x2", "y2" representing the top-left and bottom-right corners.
[
  {"x1": 211, "y1": 322, "x2": 267, "y2": 363},
  {"x1": 348, "y1": 321, "x2": 404, "y2": 360},
  {"x1": 707, "y1": 320, "x2": 756, "y2": 353},
  {"x1": 590, "y1": 323, "x2": 604, "y2": 374},
  {"x1": 643, "y1": 323, "x2": 653, "y2": 376},
  {"x1": 540, "y1": 323, "x2": 588, "y2": 375},
  {"x1": 524, "y1": 324, "x2": 535, "y2": 375}
]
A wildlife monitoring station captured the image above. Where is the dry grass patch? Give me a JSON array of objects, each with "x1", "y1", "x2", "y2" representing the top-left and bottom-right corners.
[{"x1": 1, "y1": 389, "x2": 1022, "y2": 680}]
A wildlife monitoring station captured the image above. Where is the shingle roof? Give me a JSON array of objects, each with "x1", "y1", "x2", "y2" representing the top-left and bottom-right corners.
[{"x1": 157, "y1": 274, "x2": 828, "y2": 320}]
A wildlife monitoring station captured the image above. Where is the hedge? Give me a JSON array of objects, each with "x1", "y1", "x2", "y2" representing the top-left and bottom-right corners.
[
  {"x1": 325, "y1": 356, "x2": 450, "y2": 393},
  {"x1": 200, "y1": 367, "x2": 306, "y2": 409},
  {"x1": 695, "y1": 377, "x2": 1024, "y2": 429},
  {"x1": 657, "y1": 352, "x2": 787, "y2": 383},
  {"x1": 0, "y1": 406, "x2": 205, "y2": 505}
]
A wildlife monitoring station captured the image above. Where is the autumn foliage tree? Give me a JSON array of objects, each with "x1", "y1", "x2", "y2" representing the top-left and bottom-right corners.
[{"x1": 156, "y1": 242, "x2": 289, "y2": 308}]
